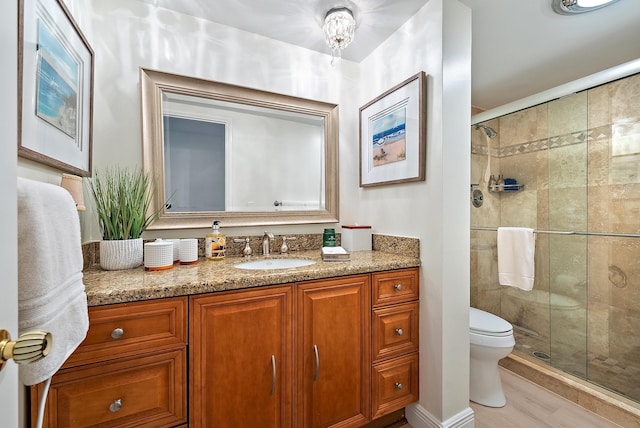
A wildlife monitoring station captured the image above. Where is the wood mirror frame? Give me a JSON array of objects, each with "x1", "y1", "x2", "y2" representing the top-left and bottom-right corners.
[{"x1": 140, "y1": 68, "x2": 339, "y2": 229}]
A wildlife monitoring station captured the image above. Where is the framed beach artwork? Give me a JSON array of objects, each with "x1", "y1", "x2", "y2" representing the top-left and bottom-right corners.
[
  {"x1": 18, "y1": 0, "x2": 94, "y2": 176},
  {"x1": 359, "y1": 72, "x2": 426, "y2": 187}
]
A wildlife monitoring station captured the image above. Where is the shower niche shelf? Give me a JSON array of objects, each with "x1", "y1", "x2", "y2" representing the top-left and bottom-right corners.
[{"x1": 488, "y1": 183, "x2": 524, "y2": 192}]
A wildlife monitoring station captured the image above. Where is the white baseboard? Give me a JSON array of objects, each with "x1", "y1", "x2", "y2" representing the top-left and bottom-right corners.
[{"x1": 405, "y1": 403, "x2": 475, "y2": 428}]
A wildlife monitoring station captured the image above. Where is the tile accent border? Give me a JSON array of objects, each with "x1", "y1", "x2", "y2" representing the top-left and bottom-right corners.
[{"x1": 471, "y1": 124, "x2": 619, "y2": 158}]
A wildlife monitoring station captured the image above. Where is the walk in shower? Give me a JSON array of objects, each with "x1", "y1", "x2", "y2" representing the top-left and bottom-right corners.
[{"x1": 470, "y1": 69, "x2": 640, "y2": 405}]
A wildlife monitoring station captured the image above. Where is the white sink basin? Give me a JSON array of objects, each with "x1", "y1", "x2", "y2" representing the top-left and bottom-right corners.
[{"x1": 234, "y1": 258, "x2": 316, "y2": 270}]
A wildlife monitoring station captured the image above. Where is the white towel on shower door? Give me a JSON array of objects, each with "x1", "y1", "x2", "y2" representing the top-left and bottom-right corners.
[{"x1": 497, "y1": 227, "x2": 535, "y2": 291}]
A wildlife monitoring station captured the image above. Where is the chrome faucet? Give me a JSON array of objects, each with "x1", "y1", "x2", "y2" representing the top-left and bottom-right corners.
[{"x1": 262, "y1": 231, "x2": 274, "y2": 256}]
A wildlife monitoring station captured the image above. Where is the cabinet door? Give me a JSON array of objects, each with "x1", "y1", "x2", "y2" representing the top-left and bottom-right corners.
[
  {"x1": 297, "y1": 275, "x2": 371, "y2": 428},
  {"x1": 190, "y1": 285, "x2": 293, "y2": 428}
]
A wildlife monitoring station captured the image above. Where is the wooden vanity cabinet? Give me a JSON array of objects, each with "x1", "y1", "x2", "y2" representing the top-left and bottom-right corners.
[
  {"x1": 371, "y1": 268, "x2": 420, "y2": 419},
  {"x1": 190, "y1": 274, "x2": 372, "y2": 428},
  {"x1": 33, "y1": 267, "x2": 418, "y2": 427},
  {"x1": 297, "y1": 274, "x2": 371, "y2": 428},
  {"x1": 31, "y1": 297, "x2": 188, "y2": 428},
  {"x1": 190, "y1": 285, "x2": 294, "y2": 428}
]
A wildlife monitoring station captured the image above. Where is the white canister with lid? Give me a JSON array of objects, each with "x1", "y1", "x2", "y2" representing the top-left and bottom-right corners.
[
  {"x1": 144, "y1": 239, "x2": 174, "y2": 271},
  {"x1": 341, "y1": 225, "x2": 372, "y2": 252}
]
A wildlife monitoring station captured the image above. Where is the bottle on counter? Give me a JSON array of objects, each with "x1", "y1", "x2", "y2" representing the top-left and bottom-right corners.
[
  {"x1": 322, "y1": 228, "x2": 336, "y2": 247},
  {"x1": 205, "y1": 220, "x2": 226, "y2": 261}
]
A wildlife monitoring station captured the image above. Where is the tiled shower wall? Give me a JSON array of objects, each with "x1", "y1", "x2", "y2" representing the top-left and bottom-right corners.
[{"x1": 470, "y1": 72, "x2": 640, "y2": 402}]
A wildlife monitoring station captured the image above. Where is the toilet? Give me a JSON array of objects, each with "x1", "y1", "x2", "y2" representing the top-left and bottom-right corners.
[{"x1": 469, "y1": 307, "x2": 515, "y2": 407}]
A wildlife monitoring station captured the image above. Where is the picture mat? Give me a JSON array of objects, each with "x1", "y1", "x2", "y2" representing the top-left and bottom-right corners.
[
  {"x1": 360, "y1": 77, "x2": 421, "y2": 186},
  {"x1": 20, "y1": 0, "x2": 92, "y2": 175}
]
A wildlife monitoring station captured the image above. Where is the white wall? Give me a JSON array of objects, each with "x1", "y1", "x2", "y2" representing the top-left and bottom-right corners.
[
  {"x1": 59, "y1": 0, "x2": 359, "y2": 241},
  {"x1": 357, "y1": 1, "x2": 472, "y2": 425}
]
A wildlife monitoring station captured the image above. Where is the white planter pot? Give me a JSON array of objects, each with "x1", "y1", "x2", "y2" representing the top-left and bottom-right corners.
[{"x1": 100, "y1": 238, "x2": 143, "y2": 270}]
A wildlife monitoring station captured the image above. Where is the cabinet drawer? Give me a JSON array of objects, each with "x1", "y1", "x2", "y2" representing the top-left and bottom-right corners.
[
  {"x1": 35, "y1": 349, "x2": 187, "y2": 428},
  {"x1": 372, "y1": 353, "x2": 419, "y2": 419},
  {"x1": 372, "y1": 268, "x2": 419, "y2": 307},
  {"x1": 64, "y1": 297, "x2": 187, "y2": 368},
  {"x1": 372, "y1": 302, "x2": 419, "y2": 362}
]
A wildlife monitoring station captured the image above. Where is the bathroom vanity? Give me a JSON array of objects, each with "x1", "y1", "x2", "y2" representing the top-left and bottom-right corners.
[{"x1": 30, "y1": 250, "x2": 420, "y2": 428}]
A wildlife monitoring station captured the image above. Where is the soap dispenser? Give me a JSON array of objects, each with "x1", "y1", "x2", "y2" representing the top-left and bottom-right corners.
[{"x1": 205, "y1": 220, "x2": 226, "y2": 261}]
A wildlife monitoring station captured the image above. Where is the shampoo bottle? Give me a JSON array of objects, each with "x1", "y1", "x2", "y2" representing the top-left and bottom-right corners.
[{"x1": 205, "y1": 220, "x2": 226, "y2": 261}]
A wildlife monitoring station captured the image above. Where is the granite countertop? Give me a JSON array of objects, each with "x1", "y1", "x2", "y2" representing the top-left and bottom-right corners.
[{"x1": 83, "y1": 249, "x2": 421, "y2": 306}]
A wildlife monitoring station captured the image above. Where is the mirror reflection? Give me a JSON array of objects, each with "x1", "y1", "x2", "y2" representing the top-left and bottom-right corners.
[
  {"x1": 140, "y1": 68, "x2": 339, "y2": 229},
  {"x1": 162, "y1": 92, "x2": 325, "y2": 212}
]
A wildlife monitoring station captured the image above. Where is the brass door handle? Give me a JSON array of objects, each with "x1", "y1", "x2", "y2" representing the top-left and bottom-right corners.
[{"x1": 0, "y1": 329, "x2": 52, "y2": 373}]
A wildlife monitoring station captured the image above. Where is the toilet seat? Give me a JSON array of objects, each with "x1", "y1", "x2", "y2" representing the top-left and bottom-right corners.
[{"x1": 470, "y1": 307, "x2": 513, "y2": 337}]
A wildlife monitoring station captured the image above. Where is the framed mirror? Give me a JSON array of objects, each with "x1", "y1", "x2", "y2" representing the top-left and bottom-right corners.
[{"x1": 140, "y1": 68, "x2": 339, "y2": 229}]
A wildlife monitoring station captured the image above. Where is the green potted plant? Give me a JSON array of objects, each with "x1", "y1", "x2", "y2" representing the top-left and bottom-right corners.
[{"x1": 88, "y1": 167, "x2": 162, "y2": 270}]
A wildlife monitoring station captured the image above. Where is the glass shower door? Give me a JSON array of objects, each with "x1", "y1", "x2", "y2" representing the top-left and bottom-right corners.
[{"x1": 546, "y1": 91, "x2": 589, "y2": 378}]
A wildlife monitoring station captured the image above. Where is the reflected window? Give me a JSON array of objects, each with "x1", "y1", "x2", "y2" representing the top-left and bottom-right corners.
[{"x1": 163, "y1": 116, "x2": 226, "y2": 211}]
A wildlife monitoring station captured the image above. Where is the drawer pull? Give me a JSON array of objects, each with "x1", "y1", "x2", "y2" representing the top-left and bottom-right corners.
[
  {"x1": 395, "y1": 382, "x2": 403, "y2": 390},
  {"x1": 313, "y1": 344, "x2": 320, "y2": 382},
  {"x1": 109, "y1": 398, "x2": 122, "y2": 413},
  {"x1": 111, "y1": 328, "x2": 124, "y2": 339},
  {"x1": 271, "y1": 354, "x2": 276, "y2": 396},
  {"x1": 393, "y1": 284, "x2": 403, "y2": 291},
  {"x1": 395, "y1": 328, "x2": 404, "y2": 336}
]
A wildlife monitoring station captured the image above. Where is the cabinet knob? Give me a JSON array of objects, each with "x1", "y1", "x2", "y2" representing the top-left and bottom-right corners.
[
  {"x1": 111, "y1": 328, "x2": 124, "y2": 339},
  {"x1": 109, "y1": 398, "x2": 122, "y2": 413},
  {"x1": 395, "y1": 328, "x2": 404, "y2": 336},
  {"x1": 393, "y1": 284, "x2": 402, "y2": 291},
  {"x1": 395, "y1": 382, "x2": 403, "y2": 390}
]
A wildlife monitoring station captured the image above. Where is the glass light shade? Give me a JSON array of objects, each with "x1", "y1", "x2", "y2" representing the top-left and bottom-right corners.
[
  {"x1": 553, "y1": 0, "x2": 620, "y2": 14},
  {"x1": 323, "y1": 8, "x2": 356, "y2": 55},
  {"x1": 577, "y1": 0, "x2": 616, "y2": 6},
  {"x1": 60, "y1": 173, "x2": 86, "y2": 211}
]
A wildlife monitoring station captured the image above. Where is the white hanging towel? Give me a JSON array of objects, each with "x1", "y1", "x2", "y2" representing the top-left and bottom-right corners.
[
  {"x1": 17, "y1": 178, "x2": 89, "y2": 386},
  {"x1": 497, "y1": 227, "x2": 535, "y2": 291}
]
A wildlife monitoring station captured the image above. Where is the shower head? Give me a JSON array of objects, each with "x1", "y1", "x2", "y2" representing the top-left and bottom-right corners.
[{"x1": 475, "y1": 124, "x2": 497, "y2": 139}]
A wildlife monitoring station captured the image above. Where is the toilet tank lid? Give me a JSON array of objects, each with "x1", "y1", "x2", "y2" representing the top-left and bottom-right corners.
[{"x1": 470, "y1": 307, "x2": 512, "y2": 334}]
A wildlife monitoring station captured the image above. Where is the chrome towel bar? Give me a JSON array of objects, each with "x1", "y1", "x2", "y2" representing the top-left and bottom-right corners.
[{"x1": 471, "y1": 226, "x2": 640, "y2": 239}]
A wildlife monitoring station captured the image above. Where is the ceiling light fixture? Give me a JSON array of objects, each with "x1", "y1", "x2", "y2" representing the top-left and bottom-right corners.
[
  {"x1": 323, "y1": 7, "x2": 356, "y2": 63},
  {"x1": 552, "y1": 0, "x2": 621, "y2": 15}
]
